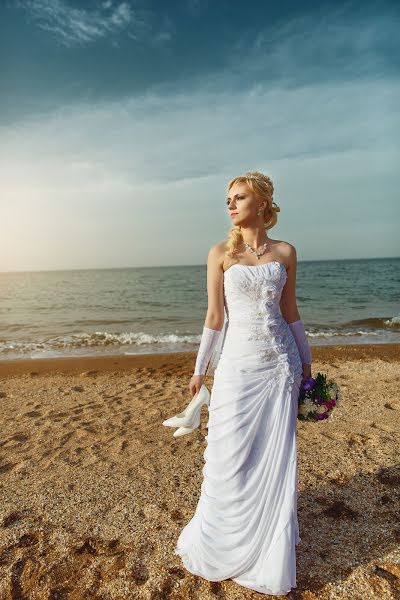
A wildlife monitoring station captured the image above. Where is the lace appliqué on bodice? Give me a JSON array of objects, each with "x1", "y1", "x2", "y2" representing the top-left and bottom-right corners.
[{"x1": 217, "y1": 261, "x2": 301, "y2": 390}]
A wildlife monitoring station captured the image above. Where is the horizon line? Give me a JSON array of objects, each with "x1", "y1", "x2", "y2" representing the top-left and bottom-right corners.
[{"x1": 1, "y1": 255, "x2": 399, "y2": 275}]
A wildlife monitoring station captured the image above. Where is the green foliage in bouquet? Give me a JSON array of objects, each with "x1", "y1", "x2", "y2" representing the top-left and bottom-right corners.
[{"x1": 297, "y1": 372, "x2": 340, "y2": 422}]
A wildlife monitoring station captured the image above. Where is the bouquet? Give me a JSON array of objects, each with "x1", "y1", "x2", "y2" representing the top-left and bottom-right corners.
[{"x1": 297, "y1": 372, "x2": 340, "y2": 421}]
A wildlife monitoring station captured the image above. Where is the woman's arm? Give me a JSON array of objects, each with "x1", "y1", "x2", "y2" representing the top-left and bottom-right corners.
[
  {"x1": 279, "y1": 244, "x2": 301, "y2": 323},
  {"x1": 204, "y1": 243, "x2": 225, "y2": 330},
  {"x1": 279, "y1": 244, "x2": 312, "y2": 377},
  {"x1": 190, "y1": 244, "x2": 225, "y2": 395}
]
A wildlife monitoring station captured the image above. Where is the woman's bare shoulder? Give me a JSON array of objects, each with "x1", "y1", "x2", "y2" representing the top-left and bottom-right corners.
[
  {"x1": 207, "y1": 241, "x2": 228, "y2": 269},
  {"x1": 208, "y1": 240, "x2": 228, "y2": 255},
  {"x1": 271, "y1": 239, "x2": 297, "y2": 265},
  {"x1": 269, "y1": 237, "x2": 294, "y2": 249}
]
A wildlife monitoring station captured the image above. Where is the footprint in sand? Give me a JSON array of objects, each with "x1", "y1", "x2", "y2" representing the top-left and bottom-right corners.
[
  {"x1": 384, "y1": 401, "x2": 400, "y2": 410},
  {"x1": 2, "y1": 511, "x2": 25, "y2": 527},
  {"x1": 322, "y1": 500, "x2": 359, "y2": 520},
  {"x1": 16, "y1": 531, "x2": 41, "y2": 548},
  {"x1": 170, "y1": 509, "x2": 185, "y2": 524},
  {"x1": 23, "y1": 410, "x2": 42, "y2": 417},
  {"x1": 377, "y1": 467, "x2": 400, "y2": 487},
  {"x1": 51, "y1": 411, "x2": 69, "y2": 418},
  {"x1": 130, "y1": 562, "x2": 149, "y2": 585},
  {"x1": 60, "y1": 431, "x2": 75, "y2": 445},
  {"x1": 1, "y1": 433, "x2": 29, "y2": 448},
  {"x1": 80, "y1": 370, "x2": 99, "y2": 377},
  {"x1": 0, "y1": 462, "x2": 15, "y2": 473}
]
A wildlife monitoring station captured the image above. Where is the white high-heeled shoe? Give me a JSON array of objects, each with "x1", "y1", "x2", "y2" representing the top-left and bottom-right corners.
[
  {"x1": 163, "y1": 384, "x2": 210, "y2": 435},
  {"x1": 173, "y1": 425, "x2": 197, "y2": 438}
]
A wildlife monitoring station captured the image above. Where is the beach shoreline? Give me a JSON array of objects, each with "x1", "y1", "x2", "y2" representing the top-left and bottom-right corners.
[
  {"x1": 0, "y1": 342, "x2": 399, "y2": 598},
  {"x1": 0, "y1": 342, "x2": 399, "y2": 377}
]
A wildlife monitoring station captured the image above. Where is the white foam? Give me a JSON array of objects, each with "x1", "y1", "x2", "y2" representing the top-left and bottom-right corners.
[{"x1": 384, "y1": 315, "x2": 400, "y2": 327}]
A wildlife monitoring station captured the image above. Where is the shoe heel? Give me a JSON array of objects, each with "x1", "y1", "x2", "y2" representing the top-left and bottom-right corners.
[
  {"x1": 173, "y1": 426, "x2": 194, "y2": 437},
  {"x1": 163, "y1": 384, "x2": 210, "y2": 428},
  {"x1": 173, "y1": 401, "x2": 203, "y2": 436}
]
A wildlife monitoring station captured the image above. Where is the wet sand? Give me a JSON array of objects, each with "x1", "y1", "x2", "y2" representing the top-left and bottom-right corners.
[{"x1": 0, "y1": 343, "x2": 399, "y2": 599}]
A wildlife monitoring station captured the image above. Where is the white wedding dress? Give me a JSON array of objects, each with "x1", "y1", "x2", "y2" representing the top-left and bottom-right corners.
[{"x1": 175, "y1": 260, "x2": 304, "y2": 596}]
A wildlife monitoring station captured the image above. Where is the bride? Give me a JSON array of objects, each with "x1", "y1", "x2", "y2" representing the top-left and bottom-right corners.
[{"x1": 173, "y1": 171, "x2": 312, "y2": 595}]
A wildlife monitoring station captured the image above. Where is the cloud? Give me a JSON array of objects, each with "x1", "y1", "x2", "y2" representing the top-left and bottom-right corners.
[
  {"x1": 210, "y1": 3, "x2": 400, "y2": 90},
  {"x1": 1, "y1": 73, "x2": 399, "y2": 270},
  {"x1": 1, "y1": 75, "x2": 398, "y2": 199},
  {"x1": 1, "y1": 2, "x2": 399, "y2": 269},
  {"x1": 4, "y1": 4, "x2": 399, "y2": 191},
  {"x1": 17, "y1": 0, "x2": 172, "y2": 47}
]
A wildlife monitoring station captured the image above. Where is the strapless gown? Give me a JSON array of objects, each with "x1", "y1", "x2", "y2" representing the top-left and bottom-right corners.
[{"x1": 174, "y1": 261, "x2": 304, "y2": 596}]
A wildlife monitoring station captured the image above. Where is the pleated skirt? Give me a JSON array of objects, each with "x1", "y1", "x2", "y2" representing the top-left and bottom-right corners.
[{"x1": 175, "y1": 340, "x2": 303, "y2": 596}]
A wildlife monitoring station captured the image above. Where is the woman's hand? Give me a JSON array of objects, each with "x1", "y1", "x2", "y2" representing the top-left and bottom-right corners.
[
  {"x1": 301, "y1": 363, "x2": 312, "y2": 384},
  {"x1": 189, "y1": 374, "x2": 205, "y2": 397}
]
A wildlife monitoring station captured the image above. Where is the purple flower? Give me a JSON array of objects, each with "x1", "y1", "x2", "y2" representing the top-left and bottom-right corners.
[
  {"x1": 316, "y1": 412, "x2": 328, "y2": 420},
  {"x1": 301, "y1": 377, "x2": 316, "y2": 392}
]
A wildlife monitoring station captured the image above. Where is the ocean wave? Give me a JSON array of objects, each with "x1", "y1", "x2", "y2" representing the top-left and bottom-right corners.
[
  {"x1": 307, "y1": 330, "x2": 379, "y2": 338},
  {"x1": 305, "y1": 315, "x2": 400, "y2": 341},
  {"x1": 1, "y1": 319, "x2": 399, "y2": 360},
  {"x1": 384, "y1": 315, "x2": 400, "y2": 328},
  {"x1": 346, "y1": 316, "x2": 400, "y2": 330},
  {"x1": 0, "y1": 330, "x2": 202, "y2": 355}
]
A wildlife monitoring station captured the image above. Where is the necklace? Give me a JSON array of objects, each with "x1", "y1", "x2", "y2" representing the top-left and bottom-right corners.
[{"x1": 243, "y1": 240, "x2": 270, "y2": 260}]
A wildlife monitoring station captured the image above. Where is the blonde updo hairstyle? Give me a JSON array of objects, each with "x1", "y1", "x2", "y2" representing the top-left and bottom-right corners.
[{"x1": 225, "y1": 171, "x2": 280, "y2": 258}]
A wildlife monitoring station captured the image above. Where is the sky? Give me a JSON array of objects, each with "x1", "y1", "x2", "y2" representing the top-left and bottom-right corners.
[{"x1": 0, "y1": 0, "x2": 399, "y2": 272}]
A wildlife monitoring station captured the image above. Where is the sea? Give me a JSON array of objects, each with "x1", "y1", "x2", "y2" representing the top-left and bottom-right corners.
[{"x1": 0, "y1": 257, "x2": 399, "y2": 361}]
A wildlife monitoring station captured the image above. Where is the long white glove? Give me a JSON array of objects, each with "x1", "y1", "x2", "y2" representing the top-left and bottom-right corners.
[
  {"x1": 194, "y1": 326, "x2": 222, "y2": 376},
  {"x1": 288, "y1": 319, "x2": 312, "y2": 365}
]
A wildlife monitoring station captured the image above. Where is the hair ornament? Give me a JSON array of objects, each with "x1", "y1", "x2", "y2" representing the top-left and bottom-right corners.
[
  {"x1": 244, "y1": 172, "x2": 263, "y2": 181},
  {"x1": 272, "y1": 200, "x2": 280, "y2": 212}
]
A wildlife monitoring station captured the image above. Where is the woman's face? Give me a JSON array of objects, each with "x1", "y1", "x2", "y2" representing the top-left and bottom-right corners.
[{"x1": 226, "y1": 183, "x2": 264, "y2": 226}]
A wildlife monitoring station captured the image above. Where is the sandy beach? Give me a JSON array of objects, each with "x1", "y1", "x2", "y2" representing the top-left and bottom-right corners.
[{"x1": 0, "y1": 343, "x2": 399, "y2": 599}]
